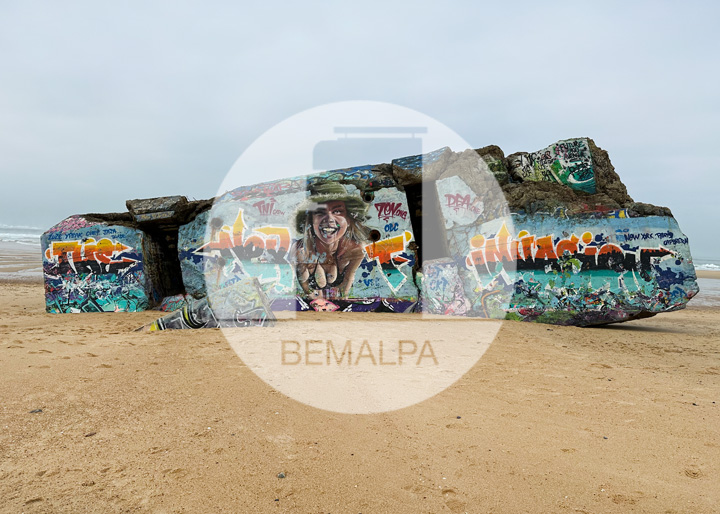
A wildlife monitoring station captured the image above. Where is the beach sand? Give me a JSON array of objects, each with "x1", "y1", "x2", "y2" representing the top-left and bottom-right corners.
[
  {"x1": 0, "y1": 244, "x2": 718, "y2": 513},
  {"x1": 0, "y1": 241, "x2": 43, "y2": 282},
  {"x1": 0, "y1": 287, "x2": 718, "y2": 512},
  {"x1": 697, "y1": 270, "x2": 720, "y2": 280}
]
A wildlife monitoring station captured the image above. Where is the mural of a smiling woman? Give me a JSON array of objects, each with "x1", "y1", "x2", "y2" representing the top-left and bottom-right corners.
[{"x1": 292, "y1": 182, "x2": 370, "y2": 300}]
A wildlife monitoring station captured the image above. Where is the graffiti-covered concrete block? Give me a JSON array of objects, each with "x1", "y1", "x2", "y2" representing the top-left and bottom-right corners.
[
  {"x1": 507, "y1": 138, "x2": 596, "y2": 193},
  {"x1": 476, "y1": 145, "x2": 510, "y2": 186},
  {"x1": 179, "y1": 171, "x2": 418, "y2": 312},
  {"x1": 144, "y1": 277, "x2": 275, "y2": 331},
  {"x1": 428, "y1": 142, "x2": 699, "y2": 325},
  {"x1": 440, "y1": 209, "x2": 698, "y2": 325},
  {"x1": 312, "y1": 164, "x2": 397, "y2": 190},
  {"x1": 42, "y1": 216, "x2": 150, "y2": 313},
  {"x1": 419, "y1": 258, "x2": 470, "y2": 316},
  {"x1": 158, "y1": 293, "x2": 189, "y2": 312},
  {"x1": 178, "y1": 176, "x2": 305, "y2": 306},
  {"x1": 43, "y1": 136, "x2": 701, "y2": 326},
  {"x1": 178, "y1": 172, "x2": 419, "y2": 313},
  {"x1": 353, "y1": 186, "x2": 418, "y2": 304}
]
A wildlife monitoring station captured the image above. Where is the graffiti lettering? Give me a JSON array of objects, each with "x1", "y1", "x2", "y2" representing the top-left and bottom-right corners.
[
  {"x1": 375, "y1": 202, "x2": 408, "y2": 222},
  {"x1": 252, "y1": 198, "x2": 285, "y2": 217},
  {"x1": 509, "y1": 139, "x2": 596, "y2": 193},
  {"x1": 466, "y1": 223, "x2": 673, "y2": 276},
  {"x1": 363, "y1": 231, "x2": 414, "y2": 293},
  {"x1": 364, "y1": 231, "x2": 412, "y2": 266},
  {"x1": 444, "y1": 193, "x2": 482, "y2": 215},
  {"x1": 197, "y1": 209, "x2": 291, "y2": 263},
  {"x1": 44, "y1": 238, "x2": 138, "y2": 275},
  {"x1": 554, "y1": 140, "x2": 586, "y2": 162},
  {"x1": 663, "y1": 237, "x2": 688, "y2": 246}
]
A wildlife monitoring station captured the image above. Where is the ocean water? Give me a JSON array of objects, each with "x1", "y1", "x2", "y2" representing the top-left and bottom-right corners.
[
  {"x1": 0, "y1": 224, "x2": 43, "y2": 281},
  {"x1": 0, "y1": 223, "x2": 42, "y2": 246},
  {"x1": 694, "y1": 257, "x2": 720, "y2": 272}
]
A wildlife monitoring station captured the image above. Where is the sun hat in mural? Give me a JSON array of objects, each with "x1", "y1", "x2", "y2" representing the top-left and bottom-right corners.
[{"x1": 294, "y1": 181, "x2": 369, "y2": 234}]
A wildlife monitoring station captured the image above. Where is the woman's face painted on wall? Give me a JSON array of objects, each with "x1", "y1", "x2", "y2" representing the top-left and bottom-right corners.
[{"x1": 312, "y1": 200, "x2": 349, "y2": 246}]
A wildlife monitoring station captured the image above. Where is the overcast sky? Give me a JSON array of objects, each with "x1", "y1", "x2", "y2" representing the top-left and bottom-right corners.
[{"x1": 0, "y1": 1, "x2": 717, "y2": 258}]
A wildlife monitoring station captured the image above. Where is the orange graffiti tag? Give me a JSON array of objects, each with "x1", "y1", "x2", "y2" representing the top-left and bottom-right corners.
[
  {"x1": 197, "y1": 209, "x2": 291, "y2": 255},
  {"x1": 364, "y1": 231, "x2": 413, "y2": 265},
  {"x1": 45, "y1": 238, "x2": 136, "y2": 265}
]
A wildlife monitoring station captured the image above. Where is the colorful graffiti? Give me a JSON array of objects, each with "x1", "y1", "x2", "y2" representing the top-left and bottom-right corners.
[
  {"x1": 313, "y1": 164, "x2": 396, "y2": 189},
  {"x1": 375, "y1": 202, "x2": 408, "y2": 222},
  {"x1": 253, "y1": 198, "x2": 286, "y2": 217},
  {"x1": 419, "y1": 259, "x2": 470, "y2": 316},
  {"x1": 197, "y1": 209, "x2": 292, "y2": 262},
  {"x1": 363, "y1": 230, "x2": 414, "y2": 293},
  {"x1": 44, "y1": 238, "x2": 138, "y2": 274},
  {"x1": 159, "y1": 293, "x2": 189, "y2": 312},
  {"x1": 444, "y1": 193, "x2": 482, "y2": 215},
  {"x1": 293, "y1": 182, "x2": 372, "y2": 300},
  {"x1": 392, "y1": 147, "x2": 449, "y2": 174},
  {"x1": 296, "y1": 296, "x2": 415, "y2": 313},
  {"x1": 508, "y1": 138, "x2": 596, "y2": 194},
  {"x1": 178, "y1": 185, "x2": 304, "y2": 301},
  {"x1": 178, "y1": 179, "x2": 418, "y2": 312},
  {"x1": 221, "y1": 177, "x2": 306, "y2": 203},
  {"x1": 442, "y1": 215, "x2": 698, "y2": 325},
  {"x1": 428, "y1": 168, "x2": 700, "y2": 325},
  {"x1": 436, "y1": 175, "x2": 487, "y2": 228},
  {"x1": 42, "y1": 138, "x2": 700, "y2": 326},
  {"x1": 146, "y1": 278, "x2": 275, "y2": 330},
  {"x1": 465, "y1": 222, "x2": 673, "y2": 278},
  {"x1": 44, "y1": 215, "x2": 95, "y2": 234},
  {"x1": 42, "y1": 221, "x2": 149, "y2": 313}
]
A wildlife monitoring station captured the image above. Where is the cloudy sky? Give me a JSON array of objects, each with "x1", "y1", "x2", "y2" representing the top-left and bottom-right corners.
[{"x1": 0, "y1": 1, "x2": 717, "y2": 258}]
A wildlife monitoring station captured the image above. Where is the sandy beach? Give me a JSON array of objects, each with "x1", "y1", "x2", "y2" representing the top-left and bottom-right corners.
[
  {"x1": 697, "y1": 270, "x2": 720, "y2": 280},
  {"x1": 0, "y1": 242, "x2": 43, "y2": 283},
  {"x1": 0, "y1": 262, "x2": 718, "y2": 513}
]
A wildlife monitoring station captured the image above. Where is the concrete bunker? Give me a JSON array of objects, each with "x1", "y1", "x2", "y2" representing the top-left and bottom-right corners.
[{"x1": 41, "y1": 137, "x2": 700, "y2": 326}]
